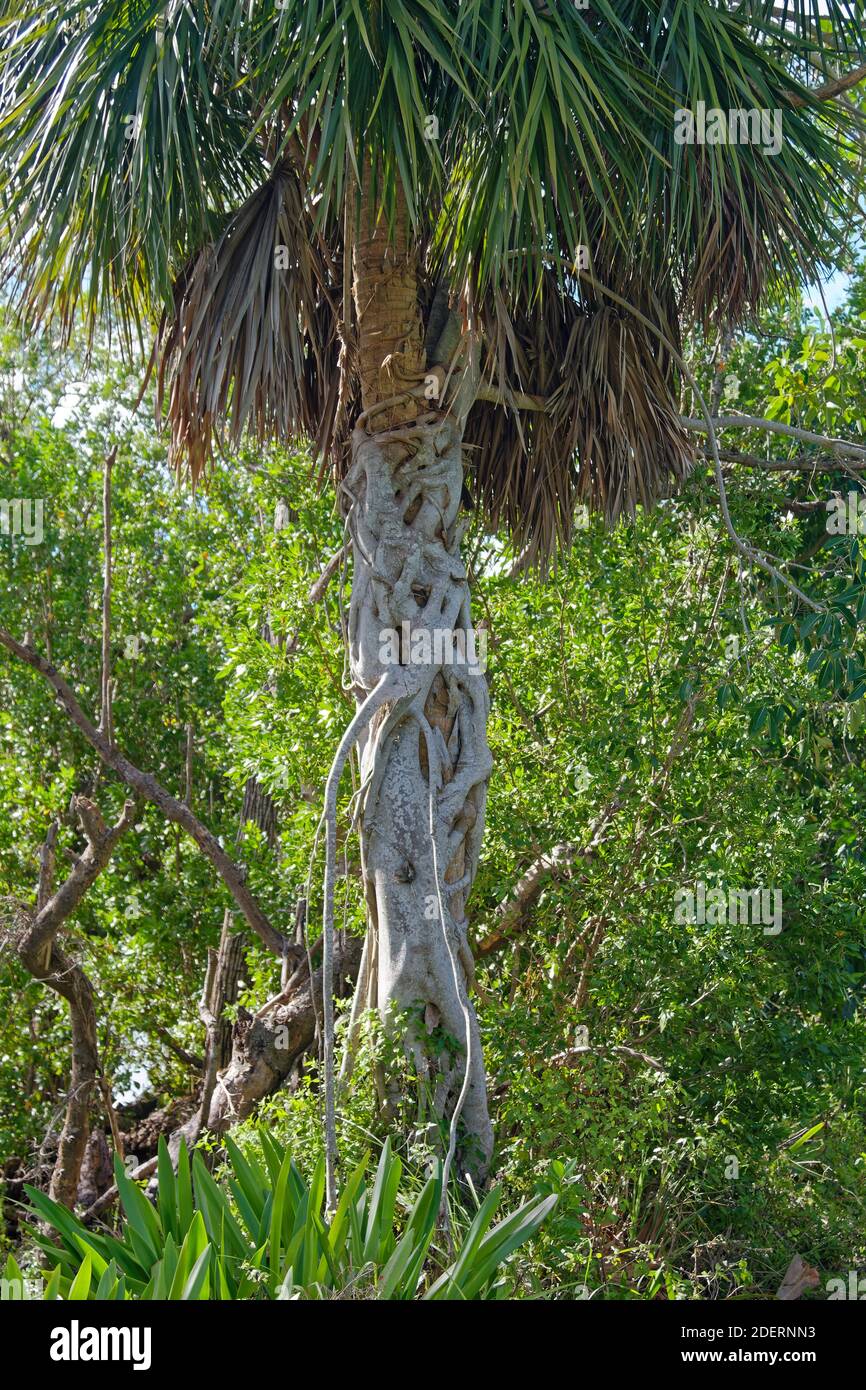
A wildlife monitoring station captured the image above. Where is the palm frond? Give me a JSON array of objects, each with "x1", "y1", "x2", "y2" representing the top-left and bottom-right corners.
[
  {"x1": 737, "y1": 0, "x2": 866, "y2": 77},
  {"x1": 1, "y1": 0, "x2": 865, "y2": 567},
  {"x1": 155, "y1": 164, "x2": 343, "y2": 484},
  {"x1": 465, "y1": 269, "x2": 692, "y2": 564},
  {"x1": 623, "y1": 0, "x2": 862, "y2": 325},
  {"x1": 0, "y1": 0, "x2": 262, "y2": 343}
]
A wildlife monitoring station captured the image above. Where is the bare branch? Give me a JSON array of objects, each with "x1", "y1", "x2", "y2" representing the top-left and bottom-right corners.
[
  {"x1": 98, "y1": 447, "x2": 116, "y2": 744},
  {"x1": 22, "y1": 797, "x2": 137, "y2": 971},
  {"x1": 152, "y1": 1024, "x2": 203, "y2": 1071},
  {"x1": 477, "y1": 800, "x2": 621, "y2": 957},
  {"x1": 477, "y1": 844, "x2": 579, "y2": 957},
  {"x1": 36, "y1": 818, "x2": 59, "y2": 914},
  {"x1": 683, "y1": 414, "x2": 866, "y2": 459},
  {"x1": 308, "y1": 545, "x2": 348, "y2": 603},
  {"x1": 474, "y1": 381, "x2": 548, "y2": 413},
  {"x1": 705, "y1": 446, "x2": 866, "y2": 472},
  {"x1": 98, "y1": 1073, "x2": 125, "y2": 1164},
  {"x1": 84, "y1": 1157, "x2": 158, "y2": 1221},
  {"x1": 76, "y1": 795, "x2": 108, "y2": 848},
  {"x1": 550, "y1": 1044, "x2": 665, "y2": 1074},
  {"x1": 789, "y1": 63, "x2": 866, "y2": 107},
  {"x1": 0, "y1": 629, "x2": 295, "y2": 960}
]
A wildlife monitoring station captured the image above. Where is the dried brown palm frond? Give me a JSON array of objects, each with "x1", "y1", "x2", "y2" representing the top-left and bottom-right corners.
[
  {"x1": 155, "y1": 164, "x2": 346, "y2": 484},
  {"x1": 465, "y1": 270, "x2": 693, "y2": 566},
  {"x1": 684, "y1": 152, "x2": 810, "y2": 332}
]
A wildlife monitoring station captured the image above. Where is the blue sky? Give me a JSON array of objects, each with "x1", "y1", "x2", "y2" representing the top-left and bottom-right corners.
[{"x1": 804, "y1": 264, "x2": 854, "y2": 315}]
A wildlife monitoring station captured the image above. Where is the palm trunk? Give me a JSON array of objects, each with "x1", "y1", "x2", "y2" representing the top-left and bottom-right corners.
[{"x1": 335, "y1": 181, "x2": 493, "y2": 1178}]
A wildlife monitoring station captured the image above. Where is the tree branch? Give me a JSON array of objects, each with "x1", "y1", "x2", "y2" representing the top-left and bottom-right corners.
[
  {"x1": 476, "y1": 800, "x2": 622, "y2": 957},
  {"x1": 476, "y1": 843, "x2": 579, "y2": 957},
  {"x1": 474, "y1": 381, "x2": 548, "y2": 413},
  {"x1": 682, "y1": 414, "x2": 866, "y2": 458},
  {"x1": 789, "y1": 63, "x2": 866, "y2": 107},
  {"x1": 21, "y1": 797, "x2": 137, "y2": 972},
  {"x1": 36, "y1": 818, "x2": 59, "y2": 914},
  {"x1": 550, "y1": 1044, "x2": 665, "y2": 1074},
  {"x1": 705, "y1": 446, "x2": 866, "y2": 472},
  {"x1": 474, "y1": 387, "x2": 866, "y2": 471},
  {"x1": 98, "y1": 447, "x2": 116, "y2": 744},
  {"x1": 14, "y1": 796, "x2": 137, "y2": 1207},
  {"x1": 0, "y1": 630, "x2": 294, "y2": 960},
  {"x1": 308, "y1": 545, "x2": 348, "y2": 603},
  {"x1": 152, "y1": 1024, "x2": 203, "y2": 1071}
]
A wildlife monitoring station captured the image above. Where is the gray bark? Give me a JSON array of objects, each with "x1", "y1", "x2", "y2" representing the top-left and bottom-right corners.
[
  {"x1": 85, "y1": 938, "x2": 362, "y2": 1221},
  {"x1": 15, "y1": 796, "x2": 137, "y2": 1207},
  {"x1": 196, "y1": 912, "x2": 247, "y2": 1131},
  {"x1": 169, "y1": 936, "x2": 362, "y2": 1154},
  {"x1": 339, "y1": 412, "x2": 494, "y2": 1177},
  {"x1": 0, "y1": 629, "x2": 298, "y2": 961}
]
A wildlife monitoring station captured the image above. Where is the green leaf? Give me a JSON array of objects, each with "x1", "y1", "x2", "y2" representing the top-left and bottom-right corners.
[
  {"x1": 181, "y1": 1246, "x2": 212, "y2": 1301},
  {"x1": 68, "y1": 1254, "x2": 92, "y2": 1302},
  {"x1": 157, "y1": 1135, "x2": 177, "y2": 1243},
  {"x1": 423, "y1": 1189, "x2": 557, "y2": 1301},
  {"x1": 113, "y1": 1153, "x2": 163, "y2": 1259},
  {"x1": 788, "y1": 1121, "x2": 825, "y2": 1152},
  {"x1": 176, "y1": 1141, "x2": 194, "y2": 1237}
]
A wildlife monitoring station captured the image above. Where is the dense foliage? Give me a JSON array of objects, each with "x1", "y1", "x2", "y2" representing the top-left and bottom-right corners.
[{"x1": 3, "y1": 256, "x2": 866, "y2": 1296}]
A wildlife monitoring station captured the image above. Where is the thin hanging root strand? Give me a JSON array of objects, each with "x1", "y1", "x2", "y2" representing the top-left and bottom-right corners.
[
  {"x1": 417, "y1": 714, "x2": 475, "y2": 1225},
  {"x1": 319, "y1": 669, "x2": 410, "y2": 1214},
  {"x1": 337, "y1": 927, "x2": 371, "y2": 1089}
]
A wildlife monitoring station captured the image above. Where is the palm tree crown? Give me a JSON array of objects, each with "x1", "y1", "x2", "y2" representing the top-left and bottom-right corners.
[{"x1": 1, "y1": 0, "x2": 863, "y2": 559}]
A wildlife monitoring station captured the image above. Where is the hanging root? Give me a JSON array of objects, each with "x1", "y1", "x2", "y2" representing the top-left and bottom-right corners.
[
  {"x1": 416, "y1": 712, "x2": 476, "y2": 1217},
  {"x1": 319, "y1": 668, "x2": 414, "y2": 1212},
  {"x1": 337, "y1": 927, "x2": 371, "y2": 1089}
]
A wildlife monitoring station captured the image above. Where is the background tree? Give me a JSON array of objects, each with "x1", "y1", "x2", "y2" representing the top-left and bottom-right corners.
[
  {"x1": 3, "y1": 251, "x2": 866, "y2": 1290},
  {"x1": 1, "y1": 0, "x2": 865, "y2": 1200}
]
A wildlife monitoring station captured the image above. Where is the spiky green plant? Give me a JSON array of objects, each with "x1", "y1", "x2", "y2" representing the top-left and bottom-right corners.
[{"x1": 14, "y1": 1133, "x2": 556, "y2": 1300}]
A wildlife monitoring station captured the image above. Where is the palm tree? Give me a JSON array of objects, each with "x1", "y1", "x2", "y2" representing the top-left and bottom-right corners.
[{"x1": 1, "y1": 0, "x2": 864, "y2": 1199}]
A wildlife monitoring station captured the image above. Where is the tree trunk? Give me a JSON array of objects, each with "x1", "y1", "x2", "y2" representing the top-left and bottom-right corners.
[
  {"x1": 175, "y1": 936, "x2": 362, "y2": 1148},
  {"x1": 15, "y1": 797, "x2": 136, "y2": 1207},
  {"x1": 47, "y1": 946, "x2": 100, "y2": 1208},
  {"x1": 85, "y1": 938, "x2": 363, "y2": 1222},
  {"x1": 338, "y1": 182, "x2": 494, "y2": 1178},
  {"x1": 17, "y1": 936, "x2": 102, "y2": 1210},
  {"x1": 197, "y1": 912, "x2": 247, "y2": 1131}
]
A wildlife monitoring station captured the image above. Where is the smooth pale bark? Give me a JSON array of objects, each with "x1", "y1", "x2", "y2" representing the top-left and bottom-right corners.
[{"x1": 342, "y1": 413, "x2": 494, "y2": 1176}]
